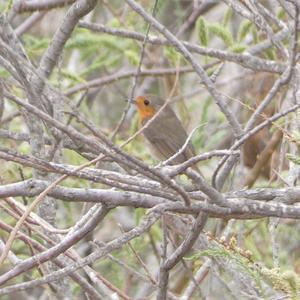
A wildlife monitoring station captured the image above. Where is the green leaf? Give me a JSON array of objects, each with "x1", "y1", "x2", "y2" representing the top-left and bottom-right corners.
[
  {"x1": 223, "y1": 8, "x2": 233, "y2": 27},
  {"x1": 265, "y1": 48, "x2": 276, "y2": 60},
  {"x1": 270, "y1": 118, "x2": 285, "y2": 132},
  {"x1": 291, "y1": 130, "x2": 300, "y2": 143},
  {"x1": 252, "y1": 26, "x2": 259, "y2": 44},
  {"x1": 124, "y1": 49, "x2": 140, "y2": 66},
  {"x1": 196, "y1": 17, "x2": 208, "y2": 47},
  {"x1": 286, "y1": 153, "x2": 300, "y2": 165},
  {"x1": 164, "y1": 46, "x2": 180, "y2": 66},
  {"x1": 193, "y1": 96, "x2": 211, "y2": 149},
  {"x1": 0, "y1": 67, "x2": 10, "y2": 77},
  {"x1": 238, "y1": 20, "x2": 253, "y2": 42},
  {"x1": 107, "y1": 17, "x2": 121, "y2": 28},
  {"x1": 282, "y1": 271, "x2": 300, "y2": 299},
  {"x1": 208, "y1": 23, "x2": 234, "y2": 47},
  {"x1": 3, "y1": 0, "x2": 13, "y2": 14},
  {"x1": 229, "y1": 43, "x2": 246, "y2": 53},
  {"x1": 80, "y1": 53, "x2": 121, "y2": 77},
  {"x1": 134, "y1": 208, "x2": 146, "y2": 225},
  {"x1": 60, "y1": 69, "x2": 86, "y2": 84},
  {"x1": 277, "y1": 8, "x2": 286, "y2": 20},
  {"x1": 150, "y1": 223, "x2": 162, "y2": 241},
  {"x1": 23, "y1": 35, "x2": 50, "y2": 55},
  {"x1": 66, "y1": 30, "x2": 123, "y2": 53}
]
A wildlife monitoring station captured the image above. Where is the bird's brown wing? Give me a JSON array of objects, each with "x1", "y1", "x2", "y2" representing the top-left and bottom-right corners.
[{"x1": 143, "y1": 110, "x2": 196, "y2": 164}]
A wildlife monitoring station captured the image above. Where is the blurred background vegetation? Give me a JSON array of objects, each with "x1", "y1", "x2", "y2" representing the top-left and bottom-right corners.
[{"x1": 0, "y1": 0, "x2": 300, "y2": 299}]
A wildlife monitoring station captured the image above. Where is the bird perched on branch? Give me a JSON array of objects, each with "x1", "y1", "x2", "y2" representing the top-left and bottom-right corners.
[{"x1": 133, "y1": 95, "x2": 198, "y2": 167}]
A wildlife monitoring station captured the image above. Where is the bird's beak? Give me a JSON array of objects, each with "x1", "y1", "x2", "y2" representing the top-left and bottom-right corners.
[{"x1": 125, "y1": 98, "x2": 136, "y2": 104}]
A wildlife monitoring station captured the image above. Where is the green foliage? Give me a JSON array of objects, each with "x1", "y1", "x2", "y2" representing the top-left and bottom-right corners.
[
  {"x1": 205, "y1": 128, "x2": 227, "y2": 150},
  {"x1": 164, "y1": 46, "x2": 181, "y2": 66},
  {"x1": 130, "y1": 233, "x2": 149, "y2": 255},
  {"x1": 150, "y1": 223, "x2": 162, "y2": 241},
  {"x1": 238, "y1": 20, "x2": 253, "y2": 42},
  {"x1": 23, "y1": 35, "x2": 50, "y2": 56},
  {"x1": 277, "y1": 8, "x2": 286, "y2": 20},
  {"x1": 2, "y1": 160, "x2": 32, "y2": 183},
  {"x1": 0, "y1": 3, "x2": 6, "y2": 13},
  {"x1": 187, "y1": 245, "x2": 264, "y2": 294},
  {"x1": 271, "y1": 117, "x2": 285, "y2": 133},
  {"x1": 129, "y1": 112, "x2": 140, "y2": 136},
  {"x1": 80, "y1": 53, "x2": 122, "y2": 77},
  {"x1": 252, "y1": 26, "x2": 259, "y2": 44},
  {"x1": 17, "y1": 142, "x2": 31, "y2": 155},
  {"x1": 2, "y1": 0, "x2": 13, "y2": 14},
  {"x1": 95, "y1": 230, "x2": 154, "y2": 290},
  {"x1": 223, "y1": 8, "x2": 233, "y2": 27},
  {"x1": 196, "y1": 17, "x2": 208, "y2": 47},
  {"x1": 291, "y1": 130, "x2": 300, "y2": 143},
  {"x1": 186, "y1": 240, "x2": 300, "y2": 298},
  {"x1": 208, "y1": 23, "x2": 234, "y2": 47},
  {"x1": 177, "y1": 98, "x2": 190, "y2": 127},
  {"x1": 260, "y1": 268, "x2": 300, "y2": 299},
  {"x1": 265, "y1": 47, "x2": 276, "y2": 60},
  {"x1": 63, "y1": 28, "x2": 141, "y2": 79},
  {"x1": 96, "y1": 256, "x2": 124, "y2": 288},
  {"x1": 193, "y1": 96, "x2": 211, "y2": 150},
  {"x1": 72, "y1": 284, "x2": 81, "y2": 297},
  {"x1": 281, "y1": 271, "x2": 300, "y2": 299},
  {"x1": 62, "y1": 149, "x2": 88, "y2": 168},
  {"x1": 287, "y1": 153, "x2": 300, "y2": 165},
  {"x1": 66, "y1": 30, "x2": 123, "y2": 52},
  {"x1": 0, "y1": 67, "x2": 10, "y2": 77},
  {"x1": 60, "y1": 69, "x2": 86, "y2": 84},
  {"x1": 124, "y1": 49, "x2": 140, "y2": 66},
  {"x1": 229, "y1": 43, "x2": 246, "y2": 53},
  {"x1": 134, "y1": 208, "x2": 146, "y2": 225},
  {"x1": 107, "y1": 17, "x2": 121, "y2": 28},
  {"x1": 244, "y1": 220, "x2": 272, "y2": 263},
  {"x1": 195, "y1": 15, "x2": 255, "y2": 55}
]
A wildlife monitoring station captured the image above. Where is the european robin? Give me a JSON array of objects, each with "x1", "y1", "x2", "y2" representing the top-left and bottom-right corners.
[{"x1": 134, "y1": 95, "x2": 197, "y2": 165}]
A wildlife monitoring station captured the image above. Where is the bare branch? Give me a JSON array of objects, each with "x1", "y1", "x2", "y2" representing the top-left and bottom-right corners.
[{"x1": 13, "y1": 0, "x2": 76, "y2": 13}]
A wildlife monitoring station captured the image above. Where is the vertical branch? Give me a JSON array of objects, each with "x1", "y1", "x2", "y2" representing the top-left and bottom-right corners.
[
  {"x1": 110, "y1": 0, "x2": 159, "y2": 140},
  {"x1": 157, "y1": 212, "x2": 208, "y2": 298},
  {"x1": 157, "y1": 215, "x2": 169, "y2": 299}
]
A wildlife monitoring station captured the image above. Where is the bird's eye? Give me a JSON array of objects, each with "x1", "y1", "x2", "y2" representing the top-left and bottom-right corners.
[{"x1": 144, "y1": 99, "x2": 150, "y2": 106}]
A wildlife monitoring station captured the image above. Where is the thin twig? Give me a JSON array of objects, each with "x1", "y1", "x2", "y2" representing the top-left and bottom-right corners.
[{"x1": 110, "y1": 0, "x2": 159, "y2": 140}]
